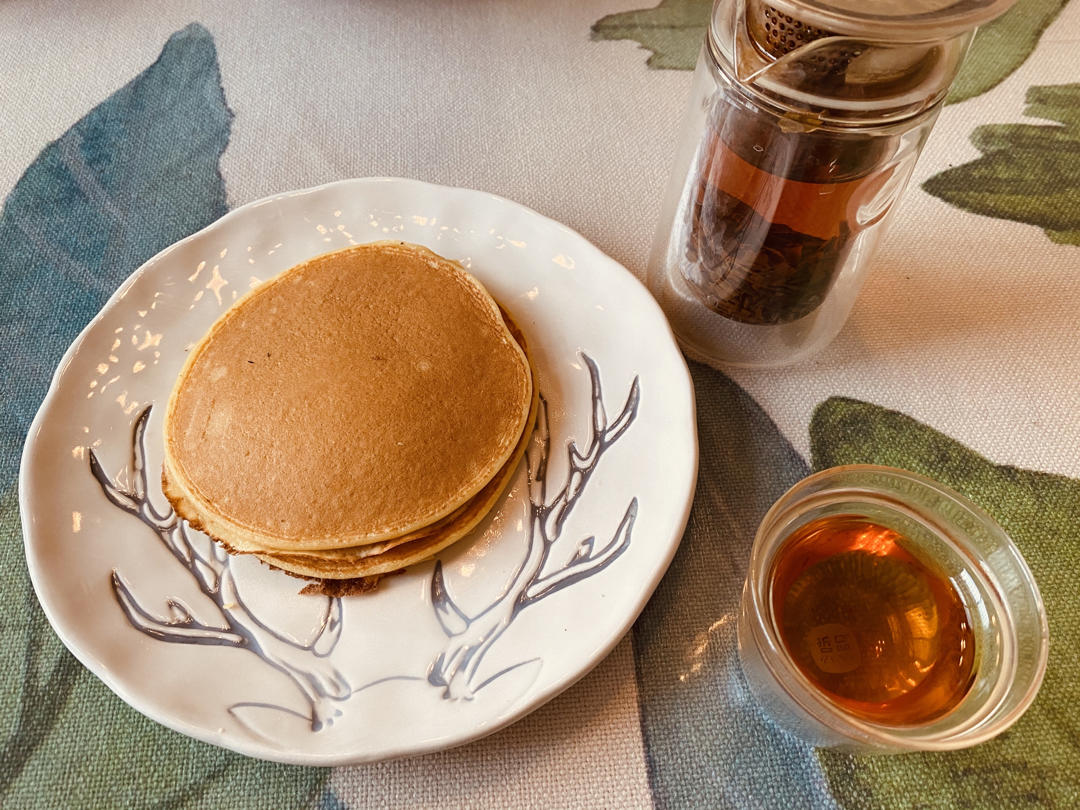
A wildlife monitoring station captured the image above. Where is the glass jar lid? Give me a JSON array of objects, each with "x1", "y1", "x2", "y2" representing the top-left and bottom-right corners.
[{"x1": 763, "y1": 0, "x2": 1018, "y2": 40}]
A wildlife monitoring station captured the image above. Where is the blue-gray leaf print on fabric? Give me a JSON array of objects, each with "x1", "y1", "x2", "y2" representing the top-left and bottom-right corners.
[
  {"x1": 0, "y1": 22, "x2": 231, "y2": 490},
  {"x1": 632, "y1": 362, "x2": 838, "y2": 809},
  {"x1": 0, "y1": 23, "x2": 327, "y2": 809}
]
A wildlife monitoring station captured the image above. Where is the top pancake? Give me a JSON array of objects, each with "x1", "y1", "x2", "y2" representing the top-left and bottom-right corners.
[{"x1": 163, "y1": 241, "x2": 533, "y2": 552}]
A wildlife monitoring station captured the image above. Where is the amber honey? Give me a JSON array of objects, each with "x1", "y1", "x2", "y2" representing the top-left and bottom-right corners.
[{"x1": 770, "y1": 515, "x2": 976, "y2": 726}]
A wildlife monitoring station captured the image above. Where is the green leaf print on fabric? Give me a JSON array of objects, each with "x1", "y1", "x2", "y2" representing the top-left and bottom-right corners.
[
  {"x1": 590, "y1": 0, "x2": 710, "y2": 70},
  {"x1": 924, "y1": 83, "x2": 1080, "y2": 246},
  {"x1": 947, "y1": 0, "x2": 1069, "y2": 105},
  {"x1": 810, "y1": 398, "x2": 1080, "y2": 809},
  {"x1": 0, "y1": 489, "x2": 80, "y2": 798},
  {"x1": 0, "y1": 24, "x2": 327, "y2": 809}
]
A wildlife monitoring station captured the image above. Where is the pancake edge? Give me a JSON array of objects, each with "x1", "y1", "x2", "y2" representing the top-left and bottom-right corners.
[{"x1": 258, "y1": 377, "x2": 538, "y2": 582}]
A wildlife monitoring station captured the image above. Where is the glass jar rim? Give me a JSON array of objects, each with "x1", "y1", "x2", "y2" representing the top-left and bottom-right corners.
[
  {"x1": 764, "y1": 0, "x2": 1019, "y2": 41},
  {"x1": 744, "y1": 464, "x2": 1049, "y2": 751}
]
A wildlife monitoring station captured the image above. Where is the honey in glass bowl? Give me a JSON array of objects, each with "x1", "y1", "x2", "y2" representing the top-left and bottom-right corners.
[
  {"x1": 770, "y1": 515, "x2": 976, "y2": 726},
  {"x1": 737, "y1": 465, "x2": 1048, "y2": 753}
]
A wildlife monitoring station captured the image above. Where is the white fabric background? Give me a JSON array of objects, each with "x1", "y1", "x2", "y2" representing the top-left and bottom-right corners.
[
  {"x1": 5, "y1": 2, "x2": 1078, "y2": 487},
  {"x1": 1, "y1": 2, "x2": 671, "y2": 805},
  {"x1": 3, "y1": 0, "x2": 1078, "y2": 806}
]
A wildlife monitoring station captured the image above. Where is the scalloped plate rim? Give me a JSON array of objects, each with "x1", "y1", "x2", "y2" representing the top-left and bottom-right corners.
[{"x1": 18, "y1": 177, "x2": 698, "y2": 765}]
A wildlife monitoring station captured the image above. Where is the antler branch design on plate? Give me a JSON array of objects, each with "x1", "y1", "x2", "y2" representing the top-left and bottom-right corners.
[
  {"x1": 89, "y1": 406, "x2": 351, "y2": 732},
  {"x1": 427, "y1": 354, "x2": 640, "y2": 699}
]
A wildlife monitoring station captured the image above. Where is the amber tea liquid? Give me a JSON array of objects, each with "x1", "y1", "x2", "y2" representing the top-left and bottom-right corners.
[
  {"x1": 681, "y1": 91, "x2": 893, "y2": 325},
  {"x1": 770, "y1": 516, "x2": 976, "y2": 726}
]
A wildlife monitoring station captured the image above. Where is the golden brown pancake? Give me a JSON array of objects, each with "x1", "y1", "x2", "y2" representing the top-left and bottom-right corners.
[
  {"x1": 256, "y1": 376, "x2": 537, "y2": 580},
  {"x1": 254, "y1": 311, "x2": 537, "y2": 594},
  {"x1": 163, "y1": 241, "x2": 534, "y2": 559}
]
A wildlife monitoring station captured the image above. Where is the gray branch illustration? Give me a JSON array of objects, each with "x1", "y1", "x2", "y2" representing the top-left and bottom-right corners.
[
  {"x1": 89, "y1": 406, "x2": 351, "y2": 732},
  {"x1": 427, "y1": 354, "x2": 640, "y2": 699}
]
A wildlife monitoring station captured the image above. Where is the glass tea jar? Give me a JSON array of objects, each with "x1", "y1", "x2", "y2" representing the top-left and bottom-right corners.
[
  {"x1": 647, "y1": 0, "x2": 1018, "y2": 367},
  {"x1": 737, "y1": 466, "x2": 1048, "y2": 752}
]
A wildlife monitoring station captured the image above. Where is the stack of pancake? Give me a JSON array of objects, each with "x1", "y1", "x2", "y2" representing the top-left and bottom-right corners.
[{"x1": 162, "y1": 241, "x2": 536, "y2": 596}]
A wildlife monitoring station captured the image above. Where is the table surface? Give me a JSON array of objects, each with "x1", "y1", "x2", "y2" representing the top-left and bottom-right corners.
[{"x1": 2, "y1": 1, "x2": 1078, "y2": 808}]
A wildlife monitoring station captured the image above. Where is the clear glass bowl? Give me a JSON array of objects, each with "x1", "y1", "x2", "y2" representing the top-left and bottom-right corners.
[{"x1": 737, "y1": 465, "x2": 1049, "y2": 752}]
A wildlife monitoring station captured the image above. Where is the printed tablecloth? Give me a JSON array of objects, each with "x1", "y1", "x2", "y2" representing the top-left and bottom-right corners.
[{"x1": 2, "y1": 1, "x2": 1078, "y2": 807}]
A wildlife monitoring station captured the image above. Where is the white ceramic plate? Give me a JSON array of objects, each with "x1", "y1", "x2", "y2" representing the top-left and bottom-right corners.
[{"x1": 20, "y1": 178, "x2": 697, "y2": 765}]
